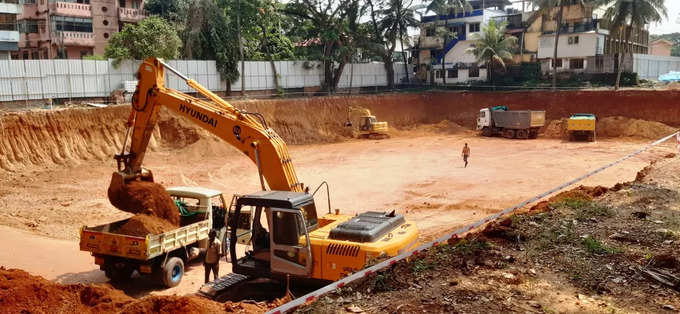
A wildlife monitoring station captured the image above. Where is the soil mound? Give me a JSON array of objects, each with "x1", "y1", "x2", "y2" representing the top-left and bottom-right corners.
[
  {"x1": 391, "y1": 120, "x2": 470, "y2": 136},
  {"x1": 0, "y1": 267, "x2": 240, "y2": 314},
  {"x1": 544, "y1": 116, "x2": 677, "y2": 140},
  {"x1": 0, "y1": 267, "x2": 132, "y2": 313},
  {"x1": 597, "y1": 116, "x2": 677, "y2": 139},
  {"x1": 119, "y1": 295, "x2": 224, "y2": 314},
  {"x1": 114, "y1": 214, "x2": 178, "y2": 237},
  {"x1": 528, "y1": 185, "x2": 608, "y2": 212},
  {"x1": 108, "y1": 177, "x2": 180, "y2": 226}
]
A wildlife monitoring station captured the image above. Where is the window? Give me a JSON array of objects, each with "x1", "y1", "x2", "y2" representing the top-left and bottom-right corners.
[
  {"x1": 0, "y1": 13, "x2": 17, "y2": 31},
  {"x1": 425, "y1": 27, "x2": 435, "y2": 37},
  {"x1": 132, "y1": 0, "x2": 140, "y2": 9},
  {"x1": 569, "y1": 58, "x2": 584, "y2": 69},
  {"x1": 52, "y1": 16, "x2": 93, "y2": 32},
  {"x1": 447, "y1": 68, "x2": 458, "y2": 78},
  {"x1": 102, "y1": 6, "x2": 107, "y2": 12},
  {"x1": 24, "y1": 0, "x2": 35, "y2": 3},
  {"x1": 103, "y1": 32, "x2": 109, "y2": 39},
  {"x1": 469, "y1": 64, "x2": 479, "y2": 77},
  {"x1": 552, "y1": 58, "x2": 562, "y2": 68},
  {"x1": 119, "y1": 0, "x2": 125, "y2": 7},
  {"x1": 22, "y1": 51, "x2": 28, "y2": 60},
  {"x1": 31, "y1": 51, "x2": 39, "y2": 60},
  {"x1": 568, "y1": 36, "x2": 579, "y2": 45},
  {"x1": 435, "y1": 70, "x2": 442, "y2": 79},
  {"x1": 103, "y1": 19, "x2": 108, "y2": 26},
  {"x1": 469, "y1": 23, "x2": 480, "y2": 33},
  {"x1": 595, "y1": 56, "x2": 604, "y2": 70},
  {"x1": 20, "y1": 20, "x2": 39, "y2": 33},
  {"x1": 273, "y1": 211, "x2": 303, "y2": 246}
]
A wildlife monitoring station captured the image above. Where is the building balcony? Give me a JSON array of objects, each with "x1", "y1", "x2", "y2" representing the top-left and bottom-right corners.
[
  {"x1": 0, "y1": 2, "x2": 22, "y2": 14},
  {"x1": 54, "y1": 31, "x2": 95, "y2": 46},
  {"x1": 420, "y1": 36, "x2": 443, "y2": 49},
  {"x1": 49, "y1": 1, "x2": 91, "y2": 18},
  {"x1": 118, "y1": 7, "x2": 146, "y2": 23}
]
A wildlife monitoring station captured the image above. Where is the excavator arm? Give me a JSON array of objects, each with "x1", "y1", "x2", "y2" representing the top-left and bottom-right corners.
[{"x1": 115, "y1": 57, "x2": 303, "y2": 192}]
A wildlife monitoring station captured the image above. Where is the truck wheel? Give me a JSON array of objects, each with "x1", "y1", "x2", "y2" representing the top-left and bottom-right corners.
[
  {"x1": 481, "y1": 127, "x2": 492, "y2": 137},
  {"x1": 162, "y1": 257, "x2": 184, "y2": 288},
  {"x1": 529, "y1": 130, "x2": 538, "y2": 139},
  {"x1": 503, "y1": 129, "x2": 515, "y2": 139},
  {"x1": 516, "y1": 129, "x2": 529, "y2": 139}
]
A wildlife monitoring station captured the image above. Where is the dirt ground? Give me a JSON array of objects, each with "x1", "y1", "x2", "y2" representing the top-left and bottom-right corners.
[
  {"x1": 0, "y1": 131, "x2": 675, "y2": 298},
  {"x1": 0, "y1": 91, "x2": 679, "y2": 310},
  {"x1": 302, "y1": 154, "x2": 680, "y2": 314}
]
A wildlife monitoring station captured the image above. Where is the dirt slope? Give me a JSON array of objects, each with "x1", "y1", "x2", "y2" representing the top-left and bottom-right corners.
[{"x1": 3, "y1": 90, "x2": 679, "y2": 173}]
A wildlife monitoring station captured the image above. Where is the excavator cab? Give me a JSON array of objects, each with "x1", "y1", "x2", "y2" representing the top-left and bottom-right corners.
[
  {"x1": 346, "y1": 106, "x2": 390, "y2": 139},
  {"x1": 228, "y1": 191, "x2": 317, "y2": 279}
]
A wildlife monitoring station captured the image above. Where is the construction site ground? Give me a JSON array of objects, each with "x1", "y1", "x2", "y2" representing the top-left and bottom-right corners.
[
  {"x1": 301, "y1": 153, "x2": 680, "y2": 314},
  {"x1": 1, "y1": 90, "x2": 679, "y2": 312}
]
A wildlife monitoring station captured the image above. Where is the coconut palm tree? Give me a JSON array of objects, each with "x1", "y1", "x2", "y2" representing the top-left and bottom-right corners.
[
  {"x1": 531, "y1": 0, "x2": 592, "y2": 90},
  {"x1": 601, "y1": 0, "x2": 667, "y2": 90},
  {"x1": 425, "y1": 0, "x2": 471, "y2": 85},
  {"x1": 466, "y1": 20, "x2": 517, "y2": 84},
  {"x1": 380, "y1": 0, "x2": 419, "y2": 84}
]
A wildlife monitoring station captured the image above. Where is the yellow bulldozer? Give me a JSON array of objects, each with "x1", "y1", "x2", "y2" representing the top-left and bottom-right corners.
[{"x1": 345, "y1": 106, "x2": 390, "y2": 139}]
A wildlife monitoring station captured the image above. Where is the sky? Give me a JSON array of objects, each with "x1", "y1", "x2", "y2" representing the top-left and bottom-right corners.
[{"x1": 649, "y1": 0, "x2": 680, "y2": 35}]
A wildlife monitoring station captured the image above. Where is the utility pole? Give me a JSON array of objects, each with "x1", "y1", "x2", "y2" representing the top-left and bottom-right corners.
[{"x1": 237, "y1": 0, "x2": 245, "y2": 96}]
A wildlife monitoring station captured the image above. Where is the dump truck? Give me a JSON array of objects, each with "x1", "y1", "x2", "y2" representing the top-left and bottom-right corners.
[
  {"x1": 568, "y1": 113, "x2": 596, "y2": 142},
  {"x1": 79, "y1": 187, "x2": 252, "y2": 288},
  {"x1": 477, "y1": 106, "x2": 546, "y2": 139}
]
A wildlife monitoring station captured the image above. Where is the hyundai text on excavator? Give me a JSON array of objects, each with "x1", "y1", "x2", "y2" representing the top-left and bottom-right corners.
[{"x1": 100, "y1": 58, "x2": 418, "y2": 300}]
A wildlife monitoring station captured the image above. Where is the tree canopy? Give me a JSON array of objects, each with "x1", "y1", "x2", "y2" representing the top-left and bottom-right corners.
[{"x1": 104, "y1": 16, "x2": 182, "y2": 66}]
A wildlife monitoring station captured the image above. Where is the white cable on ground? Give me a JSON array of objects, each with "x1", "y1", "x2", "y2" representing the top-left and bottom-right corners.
[{"x1": 267, "y1": 131, "x2": 680, "y2": 314}]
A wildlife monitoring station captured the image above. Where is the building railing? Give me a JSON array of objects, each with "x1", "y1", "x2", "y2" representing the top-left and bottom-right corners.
[
  {"x1": 118, "y1": 7, "x2": 146, "y2": 22},
  {"x1": 543, "y1": 19, "x2": 600, "y2": 34},
  {"x1": 50, "y1": 1, "x2": 92, "y2": 18},
  {"x1": 54, "y1": 31, "x2": 95, "y2": 46}
]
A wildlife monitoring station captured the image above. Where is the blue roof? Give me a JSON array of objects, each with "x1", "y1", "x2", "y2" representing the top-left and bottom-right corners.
[{"x1": 421, "y1": 9, "x2": 483, "y2": 23}]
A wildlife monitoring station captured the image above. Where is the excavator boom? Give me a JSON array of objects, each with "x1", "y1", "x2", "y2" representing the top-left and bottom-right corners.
[{"x1": 117, "y1": 58, "x2": 302, "y2": 192}]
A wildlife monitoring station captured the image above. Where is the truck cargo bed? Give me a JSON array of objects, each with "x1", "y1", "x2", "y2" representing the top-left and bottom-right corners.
[
  {"x1": 80, "y1": 218, "x2": 210, "y2": 260},
  {"x1": 492, "y1": 110, "x2": 545, "y2": 129}
]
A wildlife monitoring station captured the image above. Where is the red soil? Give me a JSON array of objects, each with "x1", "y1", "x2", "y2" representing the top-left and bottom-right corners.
[
  {"x1": 108, "y1": 175, "x2": 180, "y2": 226},
  {"x1": 114, "y1": 214, "x2": 178, "y2": 237}
]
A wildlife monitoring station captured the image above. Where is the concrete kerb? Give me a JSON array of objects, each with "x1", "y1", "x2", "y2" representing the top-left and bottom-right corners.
[{"x1": 267, "y1": 131, "x2": 680, "y2": 314}]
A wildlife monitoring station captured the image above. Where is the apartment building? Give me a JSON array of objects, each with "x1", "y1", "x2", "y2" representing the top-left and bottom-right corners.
[
  {"x1": 0, "y1": 0, "x2": 21, "y2": 59},
  {"x1": 15, "y1": 0, "x2": 146, "y2": 60},
  {"x1": 414, "y1": 0, "x2": 513, "y2": 84},
  {"x1": 519, "y1": 3, "x2": 647, "y2": 75}
]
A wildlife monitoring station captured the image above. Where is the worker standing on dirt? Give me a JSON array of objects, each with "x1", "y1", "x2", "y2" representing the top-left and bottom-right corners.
[
  {"x1": 204, "y1": 230, "x2": 222, "y2": 283},
  {"x1": 462, "y1": 143, "x2": 470, "y2": 168}
]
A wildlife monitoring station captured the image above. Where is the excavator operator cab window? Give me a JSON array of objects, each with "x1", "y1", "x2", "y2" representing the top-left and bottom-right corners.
[
  {"x1": 360, "y1": 117, "x2": 372, "y2": 131},
  {"x1": 300, "y1": 203, "x2": 318, "y2": 230}
]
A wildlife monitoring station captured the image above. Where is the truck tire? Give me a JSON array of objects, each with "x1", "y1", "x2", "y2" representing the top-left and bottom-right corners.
[
  {"x1": 481, "y1": 127, "x2": 492, "y2": 137},
  {"x1": 502, "y1": 129, "x2": 515, "y2": 139},
  {"x1": 516, "y1": 129, "x2": 529, "y2": 139},
  {"x1": 529, "y1": 129, "x2": 539, "y2": 139},
  {"x1": 161, "y1": 257, "x2": 185, "y2": 288}
]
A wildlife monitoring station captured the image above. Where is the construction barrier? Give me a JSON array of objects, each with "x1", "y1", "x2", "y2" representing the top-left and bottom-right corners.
[{"x1": 267, "y1": 131, "x2": 680, "y2": 314}]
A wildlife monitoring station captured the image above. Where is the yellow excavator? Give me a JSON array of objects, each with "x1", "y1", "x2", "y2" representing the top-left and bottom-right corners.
[
  {"x1": 345, "y1": 106, "x2": 390, "y2": 139},
  {"x1": 112, "y1": 58, "x2": 418, "y2": 300}
]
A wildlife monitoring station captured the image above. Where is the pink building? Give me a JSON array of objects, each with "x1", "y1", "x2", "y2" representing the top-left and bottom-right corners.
[
  {"x1": 649, "y1": 39, "x2": 673, "y2": 57},
  {"x1": 15, "y1": 0, "x2": 145, "y2": 59}
]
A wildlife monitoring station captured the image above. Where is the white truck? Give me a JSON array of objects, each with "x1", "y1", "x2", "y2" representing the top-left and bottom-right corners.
[
  {"x1": 79, "y1": 186, "x2": 252, "y2": 287},
  {"x1": 477, "y1": 106, "x2": 546, "y2": 139}
]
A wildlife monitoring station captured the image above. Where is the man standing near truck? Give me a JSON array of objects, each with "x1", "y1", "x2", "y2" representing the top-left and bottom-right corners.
[
  {"x1": 462, "y1": 143, "x2": 470, "y2": 168},
  {"x1": 204, "y1": 230, "x2": 222, "y2": 283}
]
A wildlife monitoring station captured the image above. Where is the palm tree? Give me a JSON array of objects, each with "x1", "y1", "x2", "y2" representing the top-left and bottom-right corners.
[
  {"x1": 380, "y1": 0, "x2": 419, "y2": 84},
  {"x1": 466, "y1": 20, "x2": 517, "y2": 84},
  {"x1": 425, "y1": 0, "x2": 471, "y2": 85},
  {"x1": 601, "y1": 0, "x2": 667, "y2": 90},
  {"x1": 531, "y1": 0, "x2": 591, "y2": 90}
]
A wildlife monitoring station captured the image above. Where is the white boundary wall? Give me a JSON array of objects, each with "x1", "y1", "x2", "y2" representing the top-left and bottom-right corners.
[
  {"x1": 633, "y1": 54, "x2": 680, "y2": 80},
  {"x1": 0, "y1": 59, "x2": 409, "y2": 102}
]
